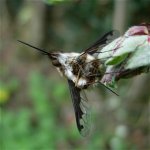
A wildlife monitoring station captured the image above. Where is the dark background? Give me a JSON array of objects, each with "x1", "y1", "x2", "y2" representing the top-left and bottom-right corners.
[{"x1": 0, "y1": 0, "x2": 150, "y2": 149}]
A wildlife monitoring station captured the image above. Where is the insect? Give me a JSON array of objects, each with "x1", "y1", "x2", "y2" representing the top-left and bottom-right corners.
[{"x1": 18, "y1": 30, "x2": 119, "y2": 136}]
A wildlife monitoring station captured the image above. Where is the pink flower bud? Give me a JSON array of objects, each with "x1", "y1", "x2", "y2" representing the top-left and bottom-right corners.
[{"x1": 125, "y1": 25, "x2": 149, "y2": 36}]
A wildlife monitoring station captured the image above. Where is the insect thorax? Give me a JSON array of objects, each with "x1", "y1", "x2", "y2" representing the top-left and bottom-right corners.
[{"x1": 51, "y1": 52, "x2": 102, "y2": 89}]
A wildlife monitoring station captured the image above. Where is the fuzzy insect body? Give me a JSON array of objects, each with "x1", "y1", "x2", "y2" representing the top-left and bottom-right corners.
[
  {"x1": 18, "y1": 30, "x2": 119, "y2": 136},
  {"x1": 50, "y1": 52, "x2": 101, "y2": 88}
]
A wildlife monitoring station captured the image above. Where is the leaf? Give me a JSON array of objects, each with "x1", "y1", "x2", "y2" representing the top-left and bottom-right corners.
[
  {"x1": 97, "y1": 37, "x2": 122, "y2": 63},
  {"x1": 100, "y1": 36, "x2": 148, "y2": 65},
  {"x1": 125, "y1": 43, "x2": 150, "y2": 69},
  {"x1": 109, "y1": 35, "x2": 147, "y2": 63},
  {"x1": 99, "y1": 26, "x2": 150, "y2": 84}
]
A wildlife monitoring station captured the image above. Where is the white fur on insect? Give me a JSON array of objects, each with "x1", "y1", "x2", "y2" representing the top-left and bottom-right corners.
[{"x1": 56, "y1": 52, "x2": 96, "y2": 88}]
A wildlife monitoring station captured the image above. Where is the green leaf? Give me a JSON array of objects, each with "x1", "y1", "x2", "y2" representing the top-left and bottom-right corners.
[
  {"x1": 98, "y1": 35, "x2": 148, "y2": 65},
  {"x1": 99, "y1": 34, "x2": 150, "y2": 83},
  {"x1": 112, "y1": 36, "x2": 147, "y2": 56},
  {"x1": 125, "y1": 43, "x2": 150, "y2": 69},
  {"x1": 106, "y1": 54, "x2": 128, "y2": 65}
]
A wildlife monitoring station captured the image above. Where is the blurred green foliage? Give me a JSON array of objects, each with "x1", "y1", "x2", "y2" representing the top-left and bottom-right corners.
[
  {"x1": 1, "y1": 0, "x2": 150, "y2": 149},
  {"x1": 1, "y1": 72, "x2": 77, "y2": 149},
  {"x1": 44, "y1": 0, "x2": 71, "y2": 5},
  {"x1": 0, "y1": 78, "x2": 19, "y2": 104}
]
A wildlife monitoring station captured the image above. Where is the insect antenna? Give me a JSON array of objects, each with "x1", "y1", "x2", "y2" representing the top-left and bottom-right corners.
[{"x1": 18, "y1": 40, "x2": 50, "y2": 55}]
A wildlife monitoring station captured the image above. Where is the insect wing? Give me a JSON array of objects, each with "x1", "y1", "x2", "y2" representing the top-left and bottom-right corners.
[
  {"x1": 84, "y1": 30, "x2": 120, "y2": 55},
  {"x1": 68, "y1": 80, "x2": 91, "y2": 136}
]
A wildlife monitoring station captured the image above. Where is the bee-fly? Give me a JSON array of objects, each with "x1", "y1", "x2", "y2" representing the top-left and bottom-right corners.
[{"x1": 18, "y1": 30, "x2": 119, "y2": 136}]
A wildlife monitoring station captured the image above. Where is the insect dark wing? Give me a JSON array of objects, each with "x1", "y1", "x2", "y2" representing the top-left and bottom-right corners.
[
  {"x1": 68, "y1": 80, "x2": 90, "y2": 136},
  {"x1": 84, "y1": 30, "x2": 120, "y2": 55}
]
